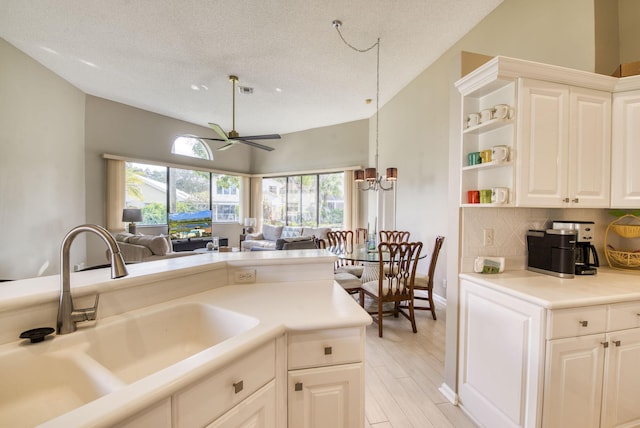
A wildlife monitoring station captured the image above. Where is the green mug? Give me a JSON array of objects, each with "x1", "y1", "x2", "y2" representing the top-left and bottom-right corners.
[
  {"x1": 480, "y1": 189, "x2": 492, "y2": 204},
  {"x1": 467, "y1": 152, "x2": 481, "y2": 166}
]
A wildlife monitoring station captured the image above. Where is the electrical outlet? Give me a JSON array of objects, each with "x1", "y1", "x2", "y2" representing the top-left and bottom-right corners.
[
  {"x1": 234, "y1": 269, "x2": 256, "y2": 283},
  {"x1": 483, "y1": 228, "x2": 494, "y2": 247}
]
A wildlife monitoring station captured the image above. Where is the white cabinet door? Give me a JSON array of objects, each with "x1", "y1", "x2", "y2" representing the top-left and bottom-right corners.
[
  {"x1": 542, "y1": 334, "x2": 606, "y2": 428},
  {"x1": 568, "y1": 87, "x2": 611, "y2": 207},
  {"x1": 611, "y1": 90, "x2": 640, "y2": 208},
  {"x1": 516, "y1": 78, "x2": 569, "y2": 207},
  {"x1": 516, "y1": 79, "x2": 611, "y2": 207},
  {"x1": 601, "y1": 328, "x2": 640, "y2": 428},
  {"x1": 458, "y1": 279, "x2": 545, "y2": 428},
  {"x1": 288, "y1": 363, "x2": 363, "y2": 428},
  {"x1": 206, "y1": 381, "x2": 277, "y2": 428}
]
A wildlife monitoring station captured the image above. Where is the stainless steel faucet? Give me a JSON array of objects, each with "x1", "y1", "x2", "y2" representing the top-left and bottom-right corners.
[{"x1": 57, "y1": 224, "x2": 128, "y2": 334}]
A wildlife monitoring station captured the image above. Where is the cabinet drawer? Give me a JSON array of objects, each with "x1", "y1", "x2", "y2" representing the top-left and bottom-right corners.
[
  {"x1": 288, "y1": 327, "x2": 363, "y2": 370},
  {"x1": 609, "y1": 301, "x2": 640, "y2": 331},
  {"x1": 174, "y1": 340, "x2": 276, "y2": 428},
  {"x1": 547, "y1": 306, "x2": 607, "y2": 339}
]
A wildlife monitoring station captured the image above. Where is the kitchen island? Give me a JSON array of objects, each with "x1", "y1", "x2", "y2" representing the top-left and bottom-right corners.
[
  {"x1": 457, "y1": 268, "x2": 640, "y2": 428},
  {"x1": 0, "y1": 250, "x2": 372, "y2": 427}
]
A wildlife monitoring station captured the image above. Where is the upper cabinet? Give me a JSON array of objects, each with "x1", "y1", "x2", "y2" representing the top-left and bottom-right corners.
[
  {"x1": 611, "y1": 88, "x2": 640, "y2": 208},
  {"x1": 456, "y1": 56, "x2": 620, "y2": 209},
  {"x1": 516, "y1": 79, "x2": 611, "y2": 207}
]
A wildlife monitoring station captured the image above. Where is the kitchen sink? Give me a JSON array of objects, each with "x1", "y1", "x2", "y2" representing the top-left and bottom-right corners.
[
  {"x1": 0, "y1": 352, "x2": 119, "y2": 427},
  {"x1": 0, "y1": 301, "x2": 259, "y2": 426},
  {"x1": 85, "y1": 302, "x2": 259, "y2": 383}
]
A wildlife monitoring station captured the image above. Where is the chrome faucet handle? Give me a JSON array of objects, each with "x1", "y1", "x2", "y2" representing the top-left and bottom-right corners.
[{"x1": 70, "y1": 294, "x2": 100, "y2": 323}]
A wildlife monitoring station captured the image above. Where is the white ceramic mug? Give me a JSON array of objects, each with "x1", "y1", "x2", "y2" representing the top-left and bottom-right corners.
[
  {"x1": 493, "y1": 104, "x2": 510, "y2": 119},
  {"x1": 491, "y1": 187, "x2": 509, "y2": 205},
  {"x1": 491, "y1": 145, "x2": 510, "y2": 162},
  {"x1": 480, "y1": 108, "x2": 494, "y2": 123},
  {"x1": 467, "y1": 113, "x2": 480, "y2": 128}
]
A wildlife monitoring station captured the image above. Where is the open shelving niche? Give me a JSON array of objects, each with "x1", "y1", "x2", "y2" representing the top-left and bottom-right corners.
[{"x1": 459, "y1": 78, "x2": 516, "y2": 207}]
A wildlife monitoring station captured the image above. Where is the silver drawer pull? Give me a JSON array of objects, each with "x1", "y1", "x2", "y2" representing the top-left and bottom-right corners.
[
  {"x1": 579, "y1": 320, "x2": 588, "y2": 327},
  {"x1": 324, "y1": 346, "x2": 333, "y2": 355},
  {"x1": 233, "y1": 380, "x2": 243, "y2": 394},
  {"x1": 613, "y1": 340, "x2": 621, "y2": 347},
  {"x1": 295, "y1": 382, "x2": 303, "y2": 391}
]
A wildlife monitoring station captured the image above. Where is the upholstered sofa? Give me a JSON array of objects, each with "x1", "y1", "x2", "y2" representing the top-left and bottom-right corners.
[
  {"x1": 112, "y1": 233, "x2": 197, "y2": 263},
  {"x1": 241, "y1": 224, "x2": 331, "y2": 251}
]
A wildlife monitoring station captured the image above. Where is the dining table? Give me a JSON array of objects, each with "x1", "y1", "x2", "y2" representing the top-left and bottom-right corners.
[{"x1": 329, "y1": 244, "x2": 427, "y2": 283}]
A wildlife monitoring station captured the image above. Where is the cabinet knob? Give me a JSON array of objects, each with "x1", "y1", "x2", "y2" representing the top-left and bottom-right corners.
[
  {"x1": 572, "y1": 197, "x2": 579, "y2": 203},
  {"x1": 613, "y1": 340, "x2": 621, "y2": 347},
  {"x1": 324, "y1": 346, "x2": 333, "y2": 355},
  {"x1": 233, "y1": 380, "x2": 243, "y2": 394},
  {"x1": 579, "y1": 320, "x2": 589, "y2": 327},
  {"x1": 295, "y1": 382, "x2": 303, "y2": 391},
  {"x1": 601, "y1": 341, "x2": 609, "y2": 348},
  {"x1": 563, "y1": 197, "x2": 570, "y2": 203}
]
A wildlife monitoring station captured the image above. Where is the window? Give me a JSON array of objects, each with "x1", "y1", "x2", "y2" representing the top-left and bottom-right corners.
[
  {"x1": 125, "y1": 162, "x2": 167, "y2": 225},
  {"x1": 171, "y1": 136, "x2": 213, "y2": 160},
  {"x1": 124, "y1": 161, "x2": 243, "y2": 237},
  {"x1": 262, "y1": 172, "x2": 344, "y2": 228},
  {"x1": 169, "y1": 167, "x2": 211, "y2": 238}
]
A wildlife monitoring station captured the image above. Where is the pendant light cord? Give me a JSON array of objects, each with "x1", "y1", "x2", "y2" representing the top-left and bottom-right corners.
[{"x1": 334, "y1": 22, "x2": 381, "y2": 171}]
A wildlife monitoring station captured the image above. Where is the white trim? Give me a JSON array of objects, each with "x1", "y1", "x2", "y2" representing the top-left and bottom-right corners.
[
  {"x1": 102, "y1": 153, "x2": 251, "y2": 177},
  {"x1": 439, "y1": 382, "x2": 459, "y2": 405},
  {"x1": 254, "y1": 166, "x2": 363, "y2": 178}
]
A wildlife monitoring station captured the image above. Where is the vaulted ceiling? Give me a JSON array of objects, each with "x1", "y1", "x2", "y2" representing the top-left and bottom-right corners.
[{"x1": 0, "y1": 0, "x2": 503, "y2": 137}]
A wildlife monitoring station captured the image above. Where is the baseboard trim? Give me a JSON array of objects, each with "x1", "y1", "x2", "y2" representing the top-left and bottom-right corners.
[{"x1": 439, "y1": 382, "x2": 458, "y2": 405}]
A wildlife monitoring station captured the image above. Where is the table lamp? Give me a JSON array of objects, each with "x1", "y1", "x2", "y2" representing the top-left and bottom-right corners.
[
  {"x1": 122, "y1": 208, "x2": 142, "y2": 234},
  {"x1": 244, "y1": 217, "x2": 256, "y2": 234}
]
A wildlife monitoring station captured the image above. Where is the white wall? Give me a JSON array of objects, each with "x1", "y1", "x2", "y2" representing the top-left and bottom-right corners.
[{"x1": 0, "y1": 38, "x2": 86, "y2": 280}]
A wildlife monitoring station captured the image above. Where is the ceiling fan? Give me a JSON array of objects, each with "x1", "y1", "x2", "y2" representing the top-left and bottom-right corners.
[{"x1": 197, "y1": 75, "x2": 281, "y2": 152}]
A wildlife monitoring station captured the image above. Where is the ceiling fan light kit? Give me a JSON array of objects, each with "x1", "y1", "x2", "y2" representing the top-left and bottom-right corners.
[
  {"x1": 194, "y1": 75, "x2": 281, "y2": 152},
  {"x1": 333, "y1": 19, "x2": 397, "y2": 192}
]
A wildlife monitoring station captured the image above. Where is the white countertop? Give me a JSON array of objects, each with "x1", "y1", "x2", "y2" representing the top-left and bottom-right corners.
[
  {"x1": 460, "y1": 267, "x2": 640, "y2": 309},
  {"x1": 0, "y1": 249, "x2": 369, "y2": 427},
  {"x1": 38, "y1": 280, "x2": 371, "y2": 428}
]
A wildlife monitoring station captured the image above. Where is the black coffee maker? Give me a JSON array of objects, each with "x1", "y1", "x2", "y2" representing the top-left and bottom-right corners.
[{"x1": 552, "y1": 221, "x2": 599, "y2": 275}]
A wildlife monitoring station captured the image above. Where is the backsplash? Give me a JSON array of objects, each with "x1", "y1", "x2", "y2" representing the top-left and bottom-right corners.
[{"x1": 461, "y1": 207, "x2": 615, "y2": 272}]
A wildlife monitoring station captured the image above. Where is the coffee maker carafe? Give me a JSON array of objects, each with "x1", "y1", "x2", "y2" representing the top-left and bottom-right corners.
[{"x1": 552, "y1": 221, "x2": 599, "y2": 275}]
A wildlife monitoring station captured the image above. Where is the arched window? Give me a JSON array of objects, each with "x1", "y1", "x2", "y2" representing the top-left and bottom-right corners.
[{"x1": 172, "y1": 136, "x2": 213, "y2": 160}]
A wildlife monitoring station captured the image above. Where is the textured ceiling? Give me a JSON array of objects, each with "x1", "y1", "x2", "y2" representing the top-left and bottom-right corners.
[{"x1": 0, "y1": 0, "x2": 502, "y2": 137}]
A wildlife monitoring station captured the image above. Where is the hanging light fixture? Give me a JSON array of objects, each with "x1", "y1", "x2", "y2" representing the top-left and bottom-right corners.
[{"x1": 333, "y1": 19, "x2": 397, "y2": 192}]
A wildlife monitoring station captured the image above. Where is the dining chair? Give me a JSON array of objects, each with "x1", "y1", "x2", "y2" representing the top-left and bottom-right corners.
[
  {"x1": 327, "y1": 230, "x2": 364, "y2": 295},
  {"x1": 359, "y1": 241, "x2": 424, "y2": 337},
  {"x1": 355, "y1": 228, "x2": 368, "y2": 244},
  {"x1": 379, "y1": 230, "x2": 411, "y2": 243},
  {"x1": 405, "y1": 235, "x2": 444, "y2": 320}
]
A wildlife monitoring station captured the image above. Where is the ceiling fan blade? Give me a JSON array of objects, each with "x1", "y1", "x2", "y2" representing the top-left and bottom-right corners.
[
  {"x1": 197, "y1": 136, "x2": 226, "y2": 142},
  {"x1": 216, "y1": 142, "x2": 237, "y2": 151},
  {"x1": 236, "y1": 139, "x2": 275, "y2": 151},
  {"x1": 208, "y1": 123, "x2": 229, "y2": 141},
  {"x1": 236, "y1": 134, "x2": 281, "y2": 140}
]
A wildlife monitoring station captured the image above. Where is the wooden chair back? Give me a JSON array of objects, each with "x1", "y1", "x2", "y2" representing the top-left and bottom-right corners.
[
  {"x1": 355, "y1": 228, "x2": 368, "y2": 244},
  {"x1": 412, "y1": 235, "x2": 445, "y2": 320},
  {"x1": 360, "y1": 241, "x2": 423, "y2": 337},
  {"x1": 379, "y1": 230, "x2": 410, "y2": 243},
  {"x1": 326, "y1": 230, "x2": 355, "y2": 253}
]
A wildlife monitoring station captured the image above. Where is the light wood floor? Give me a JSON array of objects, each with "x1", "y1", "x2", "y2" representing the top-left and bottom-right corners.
[{"x1": 363, "y1": 300, "x2": 477, "y2": 428}]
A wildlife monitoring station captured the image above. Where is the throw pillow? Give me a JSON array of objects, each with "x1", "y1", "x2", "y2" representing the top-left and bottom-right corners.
[
  {"x1": 302, "y1": 227, "x2": 331, "y2": 240},
  {"x1": 281, "y1": 226, "x2": 303, "y2": 238},
  {"x1": 262, "y1": 224, "x2": 283, "y2": 241},
  {"x1": 115, "y1": 232, "x2": 135, "y2": 243},
  {"x1": 128, "y1": 235, "x2": 170, "y2": 256}
]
